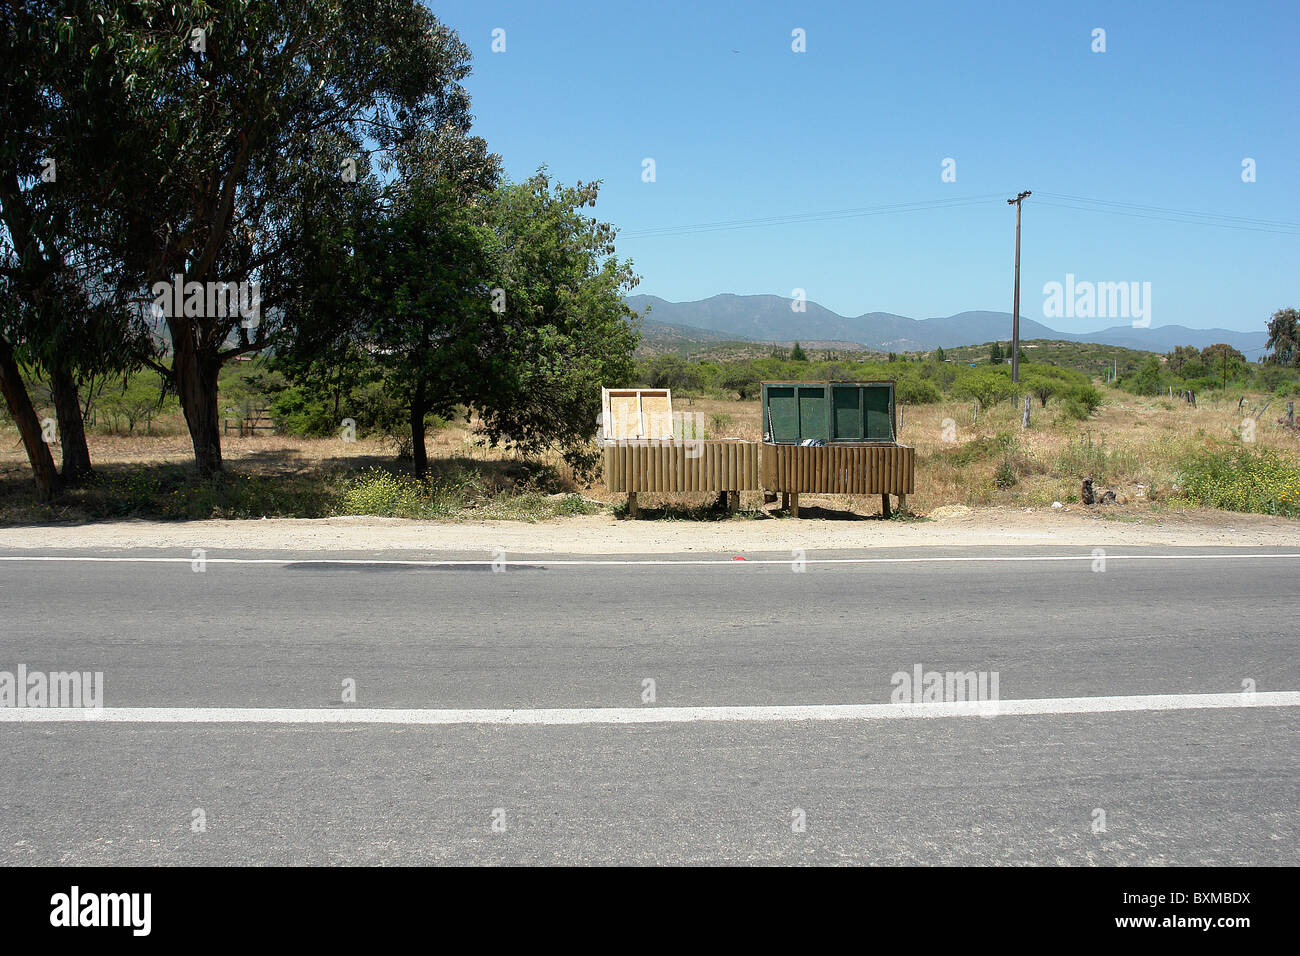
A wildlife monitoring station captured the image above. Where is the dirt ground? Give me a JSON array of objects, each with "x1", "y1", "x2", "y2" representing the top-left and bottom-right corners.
[{"x1": 4, "y1": 506, "x2": 1298, "y2": 553}]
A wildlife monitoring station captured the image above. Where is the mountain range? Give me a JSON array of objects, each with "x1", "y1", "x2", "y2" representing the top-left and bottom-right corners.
[{"x1": 626, "y1": 293, "x2": 1270, "y2": 355}]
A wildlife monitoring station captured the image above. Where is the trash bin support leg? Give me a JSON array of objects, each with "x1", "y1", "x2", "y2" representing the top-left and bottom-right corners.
[
  {"x1": 881, "y1": 493, "x2": 892, "y2": 519},
  {"x1": 898, "y1": 494, "x2": 908, "y2": 516},
  {"x1": 627, "y1": 492, "x2": 638, "y2": 518},
  {"x1": 790, "y1": 493, "x2": 800, "y2": 518},
  {"x1": 781, "y1": 492, "x2": 790, "y2": 511}
]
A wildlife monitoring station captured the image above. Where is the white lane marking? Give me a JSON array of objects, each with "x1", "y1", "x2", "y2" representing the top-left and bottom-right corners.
[
  {"x1": 1, "y1": 693, "x2": 1295, "y2": 725},
  {"x1": 0, "y1": 553, "x2": 1299, "y2": 568}
]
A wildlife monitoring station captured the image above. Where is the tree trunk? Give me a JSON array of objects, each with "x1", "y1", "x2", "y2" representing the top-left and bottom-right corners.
[
  {"x1": 50, "y1": 365, "x2": 93, "y2": 482},
  {"x1": 0, "y1": 336, "x2": 60, "y2": 501},
  {"x1": 410, "y1": 382, "x2": 428, "y2": 478},
  {"x1": 171, "y1": 324, "x2": 224, "y2": 477}
]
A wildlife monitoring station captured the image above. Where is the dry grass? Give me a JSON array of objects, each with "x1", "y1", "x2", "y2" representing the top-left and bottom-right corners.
[{"x1": 3, "y1": 385, "x2": 1298, "y2": 521}]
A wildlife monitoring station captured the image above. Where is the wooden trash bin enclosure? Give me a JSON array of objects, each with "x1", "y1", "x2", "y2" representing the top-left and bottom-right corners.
[
  {"x1": 600, "y1": 381, "x2": 916, "y2": 517},
  {"x1": 603, "y1": 440, "x2": 759, "y2": 517},
  {"x1": 760, "y1": 442, "x2": 915, "y2": 516},
  {"x1": 760, "y1": 381, "x2": 915, "y2": 517}
]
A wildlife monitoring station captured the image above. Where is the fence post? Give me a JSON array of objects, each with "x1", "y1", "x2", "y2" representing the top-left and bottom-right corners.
[{"x1": 1022, "y1": 394, "x2": 1031, "y2": 428}]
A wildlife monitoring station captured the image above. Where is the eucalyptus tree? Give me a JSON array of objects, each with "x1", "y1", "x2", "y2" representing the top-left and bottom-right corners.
[
  {"x1": 74, "y1": 0, "x2": 489, "y2": 475},
  {"x1": 1, "y1": 1, "x2": 153, "y2": 496}
]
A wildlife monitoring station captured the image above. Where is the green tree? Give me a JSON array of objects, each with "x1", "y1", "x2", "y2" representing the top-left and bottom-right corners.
[
  {"x1": 934, "y1": 346, "x2": 946, "y2": 362},
  {"x1": 54, "y1": 1, "x2": 486, "y2": 476},
  {"x1": 956, "y1": 368, "x2": 1015, "y2": 409},
  {"x1": 721, "y1": 362, "x2": 760, "y2": 400},
  {"x1": 1023, "y1": 371, "x2": 1060, "y2": 407},
  {"x1": 1132, "y1": 356, "x2": 1163, "y2": 395},
  {"x1": 640, "y1": 354, "x2": 706, "y2": 392},
  {"x1": 475, "y1": 173, "x2": 640, "y2": 471},
  {"x1": 1265, "y1": 308, "x2": 1299, "y2": 367},
  {"x1": 1201, "y1": 343, "x2": 1247, "y2": 388},
  {"x1": 989, "y1": 342, "x2": 1004, "y2": 364},
  {"x1": 790, "y1": 341, "x2": 807, "y2": 362},
  {"x1": 1167, "y1": 345, "x2": 1200, "y2": 374},
  {"x1": 0, "y1": 1, "x2": 155, "y2": 496},
  {"x1": 362, "y1": 181, "x2": 500, "y2": 476}
]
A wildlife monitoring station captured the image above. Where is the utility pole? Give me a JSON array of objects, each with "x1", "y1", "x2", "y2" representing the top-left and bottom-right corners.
[{"x1": 1007, "y1": 190, "x2": 1031, "y2": 383}]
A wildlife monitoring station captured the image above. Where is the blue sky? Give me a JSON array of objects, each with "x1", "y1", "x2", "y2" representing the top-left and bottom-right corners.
[{"x1": 431, "y1": 0, "x2": 1299, "y2": 333}]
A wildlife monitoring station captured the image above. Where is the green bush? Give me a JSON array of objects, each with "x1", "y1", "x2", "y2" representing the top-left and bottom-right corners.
[
  {"x1": 896, "y1": 378, "x2": 943, "y2": 404},
  {"x1": 994, "y1": 457, "x2": 1018, "y2": 489},
  {"x1": 955, "y1": 368, "x2": 1016, "y2": 409},
  {"x1": 339, "y1": 467, "x2": 478, "y2": 518},
  {"x1": 336, "y1": 466, "x2": 598, "y2": 521},
  {"x1": 1067, "y1": 383, "x2": 1103, "y2": 413},
  {"x1": 1178, "y1": 447, "x2": 1300, "y2": 517},
  {"x1": 1129, "y1": 356, "x2": 1164, "y2": 396},
  {"x1": 945, "y1": 430, "x2": 1017, "y2": 467},
  {"x1": 269, "y1": 385, "x2": 339, "y2": 437},
  {"x1": 1055, "y1": 433, "x2": 1134, "y2": 482}
]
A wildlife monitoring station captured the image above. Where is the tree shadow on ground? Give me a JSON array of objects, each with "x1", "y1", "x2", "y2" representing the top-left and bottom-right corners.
[{"x1": 0, "y1": 450, "x2": 580, "y2": 525}]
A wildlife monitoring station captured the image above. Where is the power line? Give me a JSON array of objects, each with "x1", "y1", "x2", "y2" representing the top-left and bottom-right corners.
[
  {"x1": 621, "y1": 193, "x2": 1006, "y2": 239},
  {"x1": 620, "y1": 191, "x2": 1300, "y2": 240},
  {"x1": 1035, "y1": 191, "x2": 1300, "y2": 230},
  {"x1": 1033, "y1": 192, "x2": 1300, "y2": 236}
]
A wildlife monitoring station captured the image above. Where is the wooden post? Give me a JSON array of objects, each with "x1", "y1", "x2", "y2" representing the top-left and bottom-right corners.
[
  {"x1": 1287, "y1": 401, "x2": 1295, "y2": 428},
  {"x1": 973, "y1": 401, "x2": 978, "y2": 425},
  {"x1": 781, "y1": 492, "x2": 790, "y2": 511},
  {"x1": 627, "y1": 492, "x2": 638, "y2": 518},
  {"x1": 1007, "y1": 189, "x2": 1031, "y2": 383},
  {"x1": 881, "y1": 493, "x2": 892, "y2": 518},
  {"x1": 1022, "y1": 394, "x2": 1031, "y2": 428},
  {"x1": 727, "y1": 491, "x2": 738, "y2": 513},
  {"x1": 898, "y1": 494, "x2": 908, "y2": 515},
  {"x1": 790, "y1": 493, "x2": 800, "y2": 518}
]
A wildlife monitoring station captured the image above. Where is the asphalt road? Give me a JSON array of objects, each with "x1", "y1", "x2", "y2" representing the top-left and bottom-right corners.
[{"x1": 0, "y1": 545, "x2": 1296, "y2": 865}]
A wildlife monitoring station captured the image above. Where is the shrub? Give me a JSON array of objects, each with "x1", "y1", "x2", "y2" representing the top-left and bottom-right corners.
[
  {"x1": 1060, "y1": 399, "x2": 1092, "y2": 421},
  {"x1": 339, "y1": 469, "x2": 437, "y2": 518},
  {"x1": 1055, "y1": 433, "x2": 1134, "y2": 483},
  {"x1": 1177, "y1": 447, "x2": 1300, "y2": 517},
  {"x1": 896, "y1": 378, "x2": 943, "y2": 404},
  {"x1": 1067, "y1": 383, "x2": 1103, "y2": 414},
  {"x1": 1129, "y1": 357, "x2": 1164, "y2": 396},
  {"x1": 946, "y1": 434, "x2": 1003, "y2": 466},
  {"x1": 994, "y1": 458, "x2": 1018, "y2": 489},
  {"x1": 336, "y1": 466, "x2": 599, "y2": 521},
  {"x1": 955, "y1": 368, "x2": 1016, "y2": 409}
]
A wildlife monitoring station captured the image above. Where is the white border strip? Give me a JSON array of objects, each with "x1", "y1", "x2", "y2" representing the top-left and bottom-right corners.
[
  {"x1": 1, "y1": 692, "x2": 1295, "y2": 725},
  {"x1": 1, "y1": 553, "x2": 1299, "y2": 568}
]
